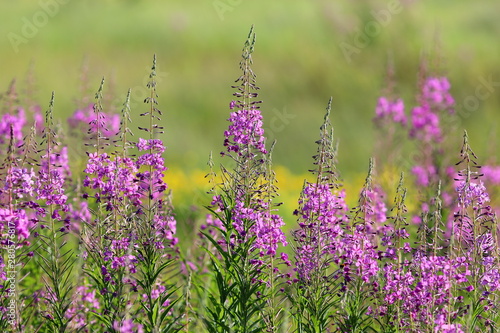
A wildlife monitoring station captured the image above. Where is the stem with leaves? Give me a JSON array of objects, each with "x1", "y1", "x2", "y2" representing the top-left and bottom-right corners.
[{"x1": 35, "y1": 93, "x2": 74, "y2": 332}]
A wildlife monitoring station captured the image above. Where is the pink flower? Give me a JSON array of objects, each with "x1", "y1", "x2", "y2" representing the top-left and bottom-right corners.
[
  {"x1": 374, "y1": 97, "x2": 407, "y2": 126},
  {"x1": 112, "y1": 319, "x2": 144, "y2": 333},
  {"x1": 223, "y1": 109, "x2": 267, "y2": 157},
  {"x1": 410, "y1": 77, "x2": 455, "y2": 143},
  {"x1": 68, "y1": 104, "x2": 120, "y2": 137}
]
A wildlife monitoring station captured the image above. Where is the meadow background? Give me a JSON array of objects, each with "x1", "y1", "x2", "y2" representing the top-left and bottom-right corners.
[{"x1": 1, "y1": 0, "x2": 499, "y2": 228}]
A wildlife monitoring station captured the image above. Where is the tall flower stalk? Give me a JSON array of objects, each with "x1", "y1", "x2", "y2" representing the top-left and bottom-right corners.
[
  {"x1": 202, "y1": 26, "x2": 287, "y2": 333},
  {"x1": 451, "y1": 131, "x2": 498, "y2": 330},
  {"x1": 289, "y1": 98, "x2": 347, "y2": 332},
  {"x1": 80, "y1": 57, "x2": 179, "y2": 332},
  {"x1": 0, "y1": 123, "x2": 38, "y2": 332},
  {"x1": 34, "y1": 93, "x2": 74, "y2": 332},
  {"x1": 133, "y1": 54, "x2": 179, "y2": 333},
  {"x1": 80, "y1": 80, "x2": 139, "y2": 331}
]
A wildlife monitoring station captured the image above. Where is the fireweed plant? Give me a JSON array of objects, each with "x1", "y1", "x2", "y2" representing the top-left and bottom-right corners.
[
  {"x1": 1, "y1": 27, "x2": 500, "y2": 332},
  {"x1": 34, "y1": 93, "x2": 76, "y2": 332},
  {"x1": 288, "y1": 98, "x2": 347, "y2": 332},
  {"x1": 200, "y1": 26, "x2": 288, "y2": 333},
  {"x1": 80, "y1": 56, "x2": 181, "y2": 333}
]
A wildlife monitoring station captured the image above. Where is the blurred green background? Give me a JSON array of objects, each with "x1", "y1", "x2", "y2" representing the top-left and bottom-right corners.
[{"x1": 1, "y1": 0, "x2": 499, "y2": 214}]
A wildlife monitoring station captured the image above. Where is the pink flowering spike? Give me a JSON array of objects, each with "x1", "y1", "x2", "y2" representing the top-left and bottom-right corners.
[
  {"x1": 223, "y1": 27, "x2": 267, "y2": 160},
  {"x1": 35, "y1": 93, "x2": 69, "y2": 215},
  {"x1": 33, "y1": 92, "x2": 75, "y2": 331},
  {"x1": 293, "y1": 182, "x2": 348, "y2": 281},
  {"x1": 223, "y1": 109, "x2": 267, "y2": 157},
  {"x1": 292, "y1": 100, "x2": 348, "y2": 283},
  {"x1": 69, "y1": 102, "x2": 121, "y2": 138},
  {"x1": 456, "y1": 181, "x2": 490, "y2": 209},
  {"x1": 410, "y1": 104, "x2": 441, "y2": 143},
  {"x1": 410, "y1": 76, "x2": 455, "y2": 144},
  {"x1": 231, "y1": 201, "x2": 286, "y2": 256},
  {"x1": 204, "y1": 28, "x2": 289, "y2": 333},
  {"x1": 356, "y1": 160, "x2": 389, "y2": 239},
  {"x1": 452, "y1": 130, "x2": 496, "y2": 261},
  {"x1": 374, "y1": 97, "x2": 406, "y2": 126},
  {"x1": 411, "y1": 165, "x2": 438, "y2": 188},
  {"x1": 0, "y1": 107, "x2": 27, "y2": 150},
  {"x1": 422, "y1": 77, "x2": 455, "y2": 113}
]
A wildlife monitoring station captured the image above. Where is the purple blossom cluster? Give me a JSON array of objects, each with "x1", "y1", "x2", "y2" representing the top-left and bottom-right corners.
[
  {"x1": 66, "y1": 285, "x2": 100, "y2": 330},
  {"x1": 340, "y1": 229, "x2": 380, "y2": 284},
  {"x1": 83, "y1": 152, "x2": 140, "y2": 210},
  {"x1": 293, "y1": 183, "x2": 348, "y2": 281},
  {"x1": 362, "y1": 185, "x2": 389, "y2": 236},
  {"x1": 382, "y1": 255, "x2": 470, "y2": 326},
  {"x1": 410, "y1": 77, "x2": 455, "y2": 143},
  {"x1": 2, "y1": 167, "x2": 36, "y2": 201},
  {"x1": 411, "y1": 165, "x2": 437, "y2": 187},
  {"x1": 481, "y1": 256, "x2": 500, "y2": 292},
  {"x1": 0, "y1": 108, "x2": 26, "y2": 148},
  {"x1": 374, "y1": 97, "x2": 407, "y2": 126},
  {"x1": 68, "y1": 103, "x2": 121, "y2": 138},
  {"x1": 34, "y1": 162, "x2": 68, "y2": 215},
  {"x1": 103, "y1": 238, "x2": 138, "y2": 273},
  {"x1": 422, "y1": 77, "x2": 455, "y2": 112},
  {"x1": 456, "y1": 180, "x2": 490, "y2": 210},
  {"x1": 152, "y1": 214, "x2": 178, "y2": 247},
  {"x1": 231, "y1": 200, "x2": 287, "y2": 256},
  {"x1": 200, "y1": 212, "x2": 224, "y2": 239},
  {"x1": 136, "y1": 138, "x2": 169, "y2": 199},
  {"x1": 0, "y1": 208, "x2": 30, "y2": 240},
  {"x1": 82, "y1": 138, "x2": 174, "y2": 243},
  {"x1": 40, "y1": 146, "x2": 72, "y2": 180},
  {"x1": 223, "y1": 108, "x2": 267, "y2": 157}
]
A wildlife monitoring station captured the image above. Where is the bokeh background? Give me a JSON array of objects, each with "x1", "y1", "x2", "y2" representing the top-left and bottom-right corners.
[{"x1": 1, "y1": 0, "x2": 499, "y2": 224}]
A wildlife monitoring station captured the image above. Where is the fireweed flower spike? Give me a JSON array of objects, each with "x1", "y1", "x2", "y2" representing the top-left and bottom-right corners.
[
  {"x1": 408, "y1": 74, "x2": 458, "y2": 234},
  {"x1": 202, "y1": 26, "x2": 287, "y2": 333},
  {"x1": 80, "y1": 82, "x2": 140, "y2": 331},
  {"x1": 289, "y1": 98, "x2": 348, "y2": 332},
  {"x1": 408, "y1": 74, "x2": 455, "y2": 183},
  {"x1": 81, "y1": 58, "x2": 180, "y2": 332},
  {"x1": 451, "y1": 133, "x2": 499, "y2": 331},
  {"x1": 410, "y1": 76, "x2": 455, "y2": 144},
  {"x1": 355, "y1": 158, "x2": 389, "y2": 242},
  {"x1": 374, "y1": 97, "x2": 406, "y2": 127},
  {"x1": 335, "y1": 159, "x2": 386, "y2": 332},
  {"x1": 0, "y1": 124, "x2": 38, "y2": 331},
  {"x1": 33, "y1": 92, "x2": 74, "y2": 332},
  {"x1": 0, "y1": 125, "x2": 37, "y2": 241},
  {"x1": 452, "y1": 131, "x2": 495, "y2": 256},
  {"x1": 132, "y1": 55, "x2": 180, "y2": 332},
  {"x1": 372, "y1": 62, "x2": 408, "y2": 171}
]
